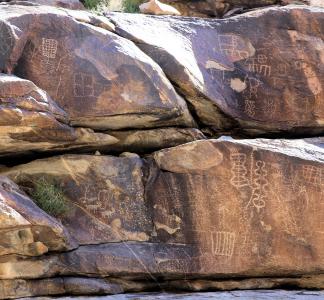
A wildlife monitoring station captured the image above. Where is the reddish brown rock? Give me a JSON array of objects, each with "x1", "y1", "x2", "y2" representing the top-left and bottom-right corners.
[
  {"x1": 0, "y1": 4, "x2": 194, "y2": 130},
  {"x1": 147, "y1": 138, "x2": 324, "y2": 276},
  {"x1": 0, "y1": 176, "x2": 75, "y2": 257},
  {"x1": 0, "y1": 74, "x2": 118, "y2": 157},
  {"x1": 0, "y1": 277, "x2": 123, "y2": 299},
  {"x1": 108, "y1": 6, "x2": 324, "y2": 135},
  {"x1": 2, "y1": 154, "x2": 152, "y2": 245},
  {"x1": 0, "y1": 138, "x2": 323, "y2": 282},
  {"x1": 159, "y1": 0, "x2": 311, "y2": 17},
  {"x1": 106, "y1": 128, "x2": 206, "y2": 153}
]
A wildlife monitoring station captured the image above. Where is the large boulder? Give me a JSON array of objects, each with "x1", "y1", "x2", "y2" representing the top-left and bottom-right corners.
[
  {"x1": 0, "y1": 176, "x2": 75, "y2": 257},
  {"x1": 0, "y1": 4, "x2": 194, "y2": 130},
  {"x1": 159, "y1": 0, "x2": 312, "y2": 17},
  {"x1": 0, "y1": 74, "x2": 118, "y2": 157},
  {"x1": 108, "y1": 6, "x2": 324, "y2": 135},
  {"x1": 2, "y1": 154, "x2": 153, "y2": 245}
]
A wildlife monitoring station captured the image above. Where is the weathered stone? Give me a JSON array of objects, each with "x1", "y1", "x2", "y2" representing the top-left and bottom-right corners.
[
  {"x1": 2, "y1": 154, "x2": 152, "y2": 245},
  {"x1": 0, "y1": 74, "x2": 118, "y2": 157},
  {"x1": 140, "y1": 0, "x2": 181, "y2": 15},
  {"x1": 159, "y1": 0, "x2": 312, "y2": 17},
  {"x1": 2, "y1": 0, "x2": 85, "y2": 10},
  {"x1": 0, "y1": 176, "x2": 75, "y2": 256},
  {"x1": 0, "y1": 277, "x2": 123, "y2": 299},
  {"x1": 108, "y1": 6, "x2": 324, "y2": 135},
  {"x1": 24, "y1": 290, "x2": 324, "y2": 300},
  {"x1": 1, "y1": 275, "x2": 324, "y2": 298},
  {"x1": 147, "y1": 138, "x2": 324, "y2": 276},
  {"x1": 0, "y1": 4, "x2": 194, "y2": 130},
  {"x1": 106, "y1": 128, "x2": 206, "y2": 153},
  {"x1": 0, "y1": 138, "x2": 323, "y2": 282}
]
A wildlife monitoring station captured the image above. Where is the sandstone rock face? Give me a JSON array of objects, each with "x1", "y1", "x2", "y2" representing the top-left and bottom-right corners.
[
  {"x1": 140, "y1": 0, "x2": 181, "y2": 15},
  {"x1": 0, "y1": 139, "x2": 323, "y2": 285},
  {"x1": 108, "y1": 6, "x2": 324, "y2": 135},
  {"x1": 0, "y1": 73, "x2": 119, "y2": 157},
  {"x1": 3, "y1": 154, "x2": 152, "y2": 245},
  {"x1": 0, "y1": 176, "x2": 75, "y2": 257},
  {"x1": 0, "y1": 4, "x2": 194, "y2": 130},
  {"x1": 0, "y1": 1, "x2": 323, "y2": 299}
]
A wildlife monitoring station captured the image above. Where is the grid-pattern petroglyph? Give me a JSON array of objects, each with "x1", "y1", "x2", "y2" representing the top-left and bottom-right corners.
[
  {"x1": 0, "y1": 23, "x2": 14, "y2": 56},
  {"x1": 218, "y1": 34, "x2": 250, "y2": 61},
  {"x1": 302, "y1": 165, "x2": 323, "y2": 187},
  {"x1": 41, "y1": 38, "x2": 58, "y2": 59},
  {"x1": 230, "y1": 152, "x2": 250, "y2": 188},
  {"x1": 211, "y1": 231, "x2": 235, "y2": 257},
  {"x1": 73, "y1": 73, "x2": 95, "y2": 97}
]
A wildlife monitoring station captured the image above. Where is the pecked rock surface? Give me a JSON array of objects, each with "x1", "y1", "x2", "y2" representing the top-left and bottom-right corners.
[
  {"x1": 0, "y1": 138, "x2": 323, "y2": 297},
  {"x1": 0, "y1": 73, "x2": 120, "y2": 157},
  {"x1": 0, "y1": 176, "x2": 75, "y2": 257},
  {"x1": 0, "y1": 2, "x2": 323, "y2": 299},
  {"x1": 0, "y1": 4, "x2": 194, "y2": 130},
  {"x1": 2, "y1": 154, "x2": 152, "y2": 245},
  {"x1": 0, "y1": 73, "x2": 204, "y2": 158},
  {"x1": 108, "y1": 6, "x2": 324, "y2": 135}
]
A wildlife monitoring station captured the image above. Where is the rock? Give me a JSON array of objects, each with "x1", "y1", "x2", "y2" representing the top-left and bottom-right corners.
[
  {"x1": 23, "y1": 290, "x2": 324, "y2": 300},
  {"x1": 0, "y1": 74, "x2": 118, "y2": 157},
  {"x1": 0, "y1": 277, "x2": 123, "y2": 299},
  {"x1": 0, "y1": 138, "x2": 323, "y2": 282},
  {"x1": 105, "y1": 128, "x2": 206, "y2": 153},
  {"x1": 147, "y1": 138, "x2": 324, "y2": 277},
  {"x1": 107, "y1": 6, "x2": 324, "y2": 135},
  {"x1": 1, "y1": 275, "x2": 324, "y2": 298},
  {"x1": 0, "y1": 176, "x2": 75, "y2": 256},
  {"x1": 0, "y1": 4, "x2": 194, "y2": 130},
  {"x1": 140, "y1": 0, "x2": 181, "y2": 15},
  {"x1": 3, "y1": 0, "x2": 85, "y2": 10},
  {"x1": 2, "y1": 154, "x2": 152, "y2": 245},
  {"x1": 159, "y1": 0, "x2": 311, "y2": 18}
]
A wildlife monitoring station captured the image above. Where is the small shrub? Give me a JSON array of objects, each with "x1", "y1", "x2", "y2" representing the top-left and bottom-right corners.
[
  {"x1": 30, "y1": 178, "x2": 68, "y2": 217},
  {"x1": 83, "y1": 0, "x2": 110, "y2": 11},
  {"x1": 122, "y1": 0, "x2": 144, "y2": 13}
]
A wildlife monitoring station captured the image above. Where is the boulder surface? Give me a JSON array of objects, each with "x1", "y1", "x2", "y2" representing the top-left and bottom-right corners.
[{"x1": 108, "y1": 6, "x2": 324, "y2": 135}]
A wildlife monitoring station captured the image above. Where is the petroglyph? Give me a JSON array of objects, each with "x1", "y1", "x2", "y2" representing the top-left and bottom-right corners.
[
  {"x1": 0, "y1": 23, "x2": 14, "y2": 56},
  {"x1": 79, "y1": 184, "x2": 116, "y2": 221},
  {"x1": 218, "y1": 34, "x2": 254, "y2": 62},
  {"x1": 41, "y1": 38, "x2": 58, "y2": 59},
  {"x1": 302, "y1": 165, "x2": 323, "y2": 187},
  {"x1": 230, "y1": 152, "x2": 249, "y2": 188},
  {"x1": 244, "y1": 98, "x2": 256, "y2": 117},
  {"x1": 247, "y1": 77, "x2": 262, "y2": 97},
  {"x1": 73, "y1": 73, "x2": 95, "y2": 97},
  {"x1": 211, "y1": 231, "x2": 235, "y2": 257},
  {"x1": 248, "y1": 59, "x2": 271, "y2": 77},
  {"x1": 250, "y1": 160, "x2": 268, "y2": 212}
]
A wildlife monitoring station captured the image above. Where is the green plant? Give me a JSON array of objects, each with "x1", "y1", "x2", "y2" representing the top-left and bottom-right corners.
[
  {"x1": 30, "y1": 178, "x2": 68, "y2": 217},
  {"x1": 122, "y1": 0, "x2": 144, "y2": 13},
  {"x1": 83, "y1": 0, "x2": 110, "y2": 11}
]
